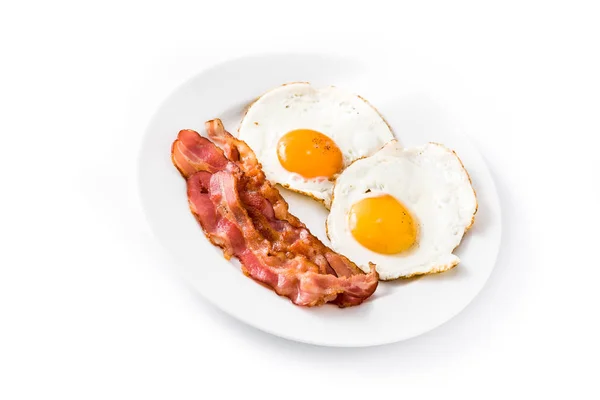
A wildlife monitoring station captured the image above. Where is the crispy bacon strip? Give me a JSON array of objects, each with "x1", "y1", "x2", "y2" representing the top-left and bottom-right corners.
[{"x1": 172, "y1": 121, "x2": 378, "y2": 307}]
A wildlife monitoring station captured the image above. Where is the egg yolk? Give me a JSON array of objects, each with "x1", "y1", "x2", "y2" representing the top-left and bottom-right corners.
[
  {"x1": 277, "y1": 129, "x2": 343, "y2": 179},
  {"x1": 348, "y1": 195, "x2": 418, "y2": 255}
]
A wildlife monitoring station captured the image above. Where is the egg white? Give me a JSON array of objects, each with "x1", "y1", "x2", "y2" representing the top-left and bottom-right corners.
[
  {"x1": 238, "y1": 82, "x2": 394, "y2": 207},
  {"x1": 326, "y1": 141, "x2": 478, "y2": 280}
]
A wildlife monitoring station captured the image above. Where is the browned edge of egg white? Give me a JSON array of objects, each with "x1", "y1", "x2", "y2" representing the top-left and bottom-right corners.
[
  {"x1": 355, "y1": 92, "x2": 398, "y2": 145},
  {"x1": 427, "y1": 142, "x2": 479, "y2": 234}
]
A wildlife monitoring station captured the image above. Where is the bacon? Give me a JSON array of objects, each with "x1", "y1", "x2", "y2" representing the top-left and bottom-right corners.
[
  {"x1": 172, "y1": 121, "x2": 378, "y2": 307},
  {"x1": 171, "y1": 129, "x2": 229, "y2": 178}
]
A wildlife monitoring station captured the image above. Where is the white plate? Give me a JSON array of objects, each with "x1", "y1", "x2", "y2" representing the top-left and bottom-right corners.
[{"x1": 138, "y1": 52, "x2": 502, "y2": 347}]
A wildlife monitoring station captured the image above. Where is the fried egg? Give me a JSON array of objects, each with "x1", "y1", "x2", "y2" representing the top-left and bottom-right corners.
[
  {"x1": 238, "y1": 83, "x2": 394, "y2": 207},
  {"x1": 326, "y1": 141, "x2": 478, "y2": 280}
]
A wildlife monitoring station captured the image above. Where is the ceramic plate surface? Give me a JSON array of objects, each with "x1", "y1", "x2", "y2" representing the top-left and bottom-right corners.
[{"x1": 138, "y1": 52, "x2": 501, "y2": 347}]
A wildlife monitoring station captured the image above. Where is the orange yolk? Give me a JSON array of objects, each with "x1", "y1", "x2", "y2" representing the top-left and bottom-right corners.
[
  {"x1": 348, "y1": 195, "x2": 418, "y2": 255},
  {"x1": 277, "y1": 129, "x2": 343, "y2": 179}
]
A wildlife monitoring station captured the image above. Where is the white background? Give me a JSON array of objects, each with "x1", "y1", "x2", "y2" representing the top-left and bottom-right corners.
[{"x1": 1, "y1": 1, "x2": 599, "y2": 399}]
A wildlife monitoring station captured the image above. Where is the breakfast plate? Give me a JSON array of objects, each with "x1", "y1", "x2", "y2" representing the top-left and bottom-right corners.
[{"x1": 138, "y1": 52, "x2": 501, "y2": 347}]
